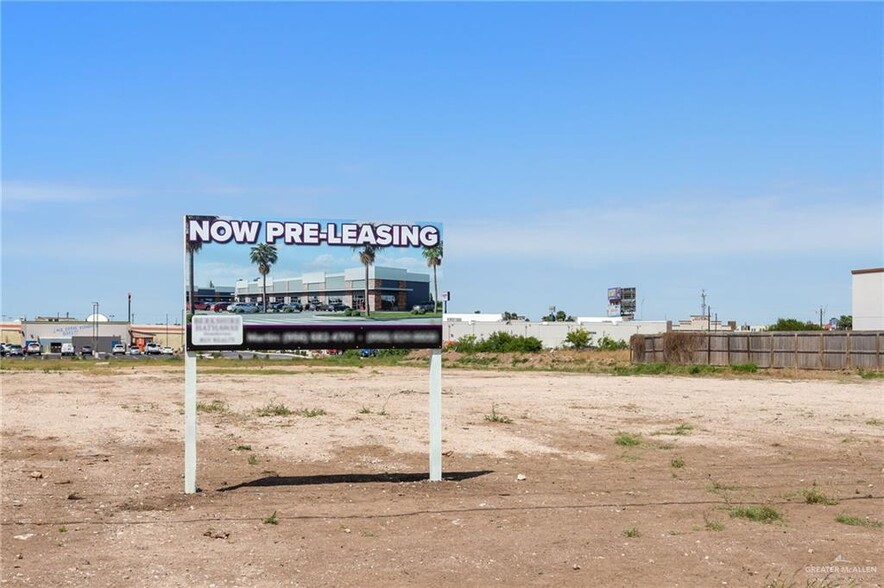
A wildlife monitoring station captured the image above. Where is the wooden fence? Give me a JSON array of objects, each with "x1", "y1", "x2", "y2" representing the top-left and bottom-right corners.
[{"x1": 632, "y1": 331, "x2": 883, "y2": 371}]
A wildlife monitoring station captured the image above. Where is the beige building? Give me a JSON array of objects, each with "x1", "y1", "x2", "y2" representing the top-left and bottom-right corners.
[{"x1": 852, "y1": 268, "x2": 884, "y2": 331}]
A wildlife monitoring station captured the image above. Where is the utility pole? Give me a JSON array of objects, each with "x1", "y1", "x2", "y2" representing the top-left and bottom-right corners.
[
  {"x1": 818, "y1": 305, "x2": 827, "y2": 328},
  {"x1": 92, "y1": 302, "x2": 99, "y2": 355}
]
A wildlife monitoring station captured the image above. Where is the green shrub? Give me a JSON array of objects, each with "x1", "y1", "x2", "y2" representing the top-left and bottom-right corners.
[
  {"x1": 565, "y1": 328, "x2": 591, "y2": 349},
  {"x1": 597, "y1": 335, "x2": 628, "y2": 351},
  {"x1": 455, "y1": 332, "x2": 543, "y2": 353}
]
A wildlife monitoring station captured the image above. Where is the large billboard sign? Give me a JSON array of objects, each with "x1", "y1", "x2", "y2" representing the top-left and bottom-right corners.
[
  {"x1": 184, "y1": 216, "x2": 443, "y2": 351},
  {"x1": 607, "y1": 285, "x2": 636, "y2": 320}
]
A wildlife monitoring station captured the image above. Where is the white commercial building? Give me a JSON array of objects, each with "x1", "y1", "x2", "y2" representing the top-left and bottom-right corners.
[
  {"x1": 852, "y1": 268, "x2": 884, "y2": 331},
  {"x1": 443, "y1": 316, "x2": 668, "y2": 349}
]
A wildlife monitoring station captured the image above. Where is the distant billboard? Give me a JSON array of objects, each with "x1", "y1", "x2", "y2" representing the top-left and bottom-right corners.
[
  {"x1": 607, "y1": 286, "x2": 636, "y2": 319},
  {"x1": 184, "y1": 216, "x2": 443, "y2": 351}
]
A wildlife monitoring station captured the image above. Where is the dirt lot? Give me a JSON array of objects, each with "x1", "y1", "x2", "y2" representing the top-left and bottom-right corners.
[{"x1": 2, "y1": 362, "x2": 882, "y2": 587}]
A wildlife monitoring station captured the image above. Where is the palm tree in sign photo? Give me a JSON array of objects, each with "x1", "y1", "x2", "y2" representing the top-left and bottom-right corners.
[
  {"x1": 352, "y1": 244, "x2": 381, "y2": 317},
  {"x1": 249, "y1": 243, "x2": 278, "y2": 311},
  {"x1": 422, "y1": 240, "x2": 443, "y2": 312}
]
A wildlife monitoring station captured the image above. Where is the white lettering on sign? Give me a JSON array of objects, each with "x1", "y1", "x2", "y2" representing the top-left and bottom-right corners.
[
  {"x1": 186, "y1": 217, "x2": 440, "y2": 248},
  {"x1": 191, "y1": 315, "x2": 244, "y2": 346}
]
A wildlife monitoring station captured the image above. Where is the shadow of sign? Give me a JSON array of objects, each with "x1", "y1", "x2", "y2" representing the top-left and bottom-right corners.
[{"x1": 218, "y1": 470, "x2": 492, "y2": 492}]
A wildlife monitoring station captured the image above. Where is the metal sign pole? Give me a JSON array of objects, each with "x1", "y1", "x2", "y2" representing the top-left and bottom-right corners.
[
  {"x1": 184, "y1": 350, "x2": 197, "y2": 493},
  {"x1": 429, "y1": 348, "x2": 442, "y2": 481}
]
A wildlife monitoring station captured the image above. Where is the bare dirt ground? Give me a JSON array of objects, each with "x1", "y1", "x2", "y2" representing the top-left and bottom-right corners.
[{"x1": 2, "y1": 362, "x2": 882, "y2": 587}]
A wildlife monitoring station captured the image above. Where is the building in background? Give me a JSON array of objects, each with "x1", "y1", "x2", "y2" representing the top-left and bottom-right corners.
[
  {"x1": 234, "y1": 266, "x2": 431, "y2": 311},
  {"x1": 4, "y1": 318, "x2": 184, "y2": 354},
  {"x1": 852, "y1": 268, "x2": 884, "y2": 331}
]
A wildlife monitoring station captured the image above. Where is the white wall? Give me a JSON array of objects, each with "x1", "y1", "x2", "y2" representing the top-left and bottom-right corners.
[
  {"x1": 852, "y1": 269, "x2": 884, "y2": 331},
  {"x1": 443, "y1": 319, "x2": 668, "y2": 349}
]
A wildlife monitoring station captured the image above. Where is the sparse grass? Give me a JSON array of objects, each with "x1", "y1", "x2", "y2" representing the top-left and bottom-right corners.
[
  {"x1": 670, "y1": 457, "x2": 685, "y2": 468},
  {"x1": 858, "y1": 370, "x2": 884, "y2": 380},
  {"x1": 357, "y1": 406, "x2": 372, "y2": 414},
  {"x1": 673, "y1": 423, "x2": 694, "y2": 435},
  {"x1": 801, "y1": 485, "x2": 839, "y2": 505},
  {"x1": 835, "y1": 513, "x2": 883, "y2": 528},
  {"x1": 614, "y1": 432, "x2": 642, "y2": 447},
  {"x1": 865, "y1": 418, "x2": 884, "y2": 426},
  {"x1": 59, "y1": 526, "x2": 68, "y2": 533},
  {"x1": 654, "y1": 423, "x2": 694, "y2": 436},
  {"x1": 484, "y1": 404, "x2": 513, "y2": 424},
  {"x1": 255, "y1": 400, "x2": 293, "y2": 417},
  {"x1": 295, "y1": 408, "x2": 326, "y2": 418},
  {"x1": 730, "y1": 363, "x2": 758, "y2": 373},
  {"x1": 247, "y1": 454, "x2": 258, "y2": 465},
  {"x1": 196, "y1": 399, "x2": 228, "y2": 413},
  {"x1": 706, "y1": 480, "x2": 738, "y2": 494},
  {"x1": 262, "y1": 511, "x2": 279, "y2": 525},
  {"x1": 235, "y1": 444, "x2": 252, "y2": 451},
  {"x1": 622, "y1": 527, "x2": 640, "y2": 538},
  {"x1": 728, "y1": 505, "x2": 782, "y2": 524},
  {"x1": 704, "y1": 517, "x2": 725, "y2": 532}
]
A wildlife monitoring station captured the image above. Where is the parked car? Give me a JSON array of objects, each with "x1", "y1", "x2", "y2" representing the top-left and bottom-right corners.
[
  {"x1": 6, "y1": 344, "x2": 23, "y2": 357},
  {"x1": 328, "y1": 303, "x2": 351, "y2": 312},
  {"x1": 359, "y1": 348, "x2": 378, "y2": 358},
  {"x1": 187, "y1": 302, "x2": 210, "y2": 311},
  {"x1": 144, "y1": 342, "x2": 162, "y2": 355},
  {"x1": 307, "y1": 301, "x2": 327, "y2": 311},
  {"x1": 25, "y1": 342, "x2": 42, "y2": 356},
  {"x1": 128, "y1": 346, "x2": 141, "y2": 356},
  {"x1": 211, "y1": 302, "x2": 230, "y2": 312},
  {"x1": 80, "y1": 345, "x2": 93, "y2": 357},
  {"x1": 228, "y1": 302, "x2": 259, "y2": 314},
  {"x1": 267, "y1": 302, "x2": 287, "y2": 313},
  {"x1": 161, "y1": 346, "x2": 174, "y2": 355},
  {"x1": 412, "y1": 301, "x2": 437, "y2": 313},
  {"x1": 0, "y1": 343, "x2": 8, "y2": 356},
  {"x1": 61, "y1": 343, "x2": 76, "y2": 356},
  {"x1": 282, "y1": 302, "x2": 302, "y2": 313},
  {"x1": 112, "y1": 344, "x2": 126, "y2": 355}
]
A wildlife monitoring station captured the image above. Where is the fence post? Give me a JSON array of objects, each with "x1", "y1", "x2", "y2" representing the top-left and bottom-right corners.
[
  {"x1": 793, "y1": 333, "x2": 798, "y2": 369},
  {"x1": 846, "y1": 331, "x2": 851, "y2": 370},
  {"x1": 819, "y1": 332, "x2": 824, "y2": 370}
]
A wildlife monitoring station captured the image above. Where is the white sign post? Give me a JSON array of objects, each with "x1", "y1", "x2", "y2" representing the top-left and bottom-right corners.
[
  {"x1": 184, "y1": 351, "x2": 197, "y2": 493},
  {"x1": 429, "y1": 348, "x2": 443, "y2": 481}
]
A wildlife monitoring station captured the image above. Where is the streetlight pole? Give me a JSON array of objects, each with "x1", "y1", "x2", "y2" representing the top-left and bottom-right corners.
[{"x1": 92, "y1": 302, "x2": 99, "y2": 356}]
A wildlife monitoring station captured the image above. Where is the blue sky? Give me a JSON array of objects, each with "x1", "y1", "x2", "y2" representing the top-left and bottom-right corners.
[{"x1": 2, "y1": 2, "x2": 881, "y2": 326}]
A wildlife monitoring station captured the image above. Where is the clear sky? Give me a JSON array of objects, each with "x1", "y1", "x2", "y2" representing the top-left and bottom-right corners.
[{"x1": 2, "y1": 2, "x2": 881, "y2": 326}]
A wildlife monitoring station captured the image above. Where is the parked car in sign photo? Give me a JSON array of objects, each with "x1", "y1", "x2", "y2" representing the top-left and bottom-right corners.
[
  {"x1": 228, "y1": 302, "x2": 259, "y2": 314},
  {"x1": 211, "y1": 302, "x2": 230, "y2": 312},
  {"x1": 412, "y1": 301, "x2": 437, "y2": 313},
  {"x1": 282, "y1": 302, "x2": 302, "y2": 313}
]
